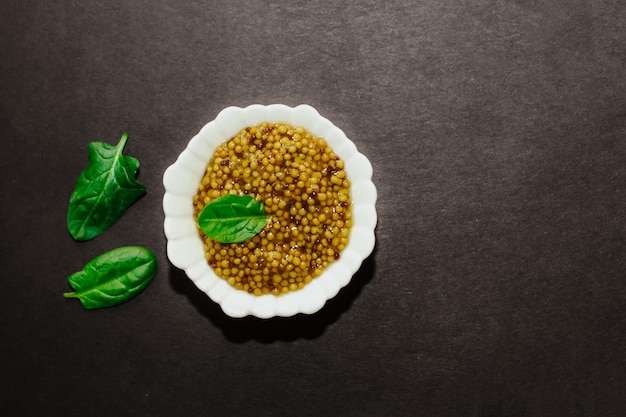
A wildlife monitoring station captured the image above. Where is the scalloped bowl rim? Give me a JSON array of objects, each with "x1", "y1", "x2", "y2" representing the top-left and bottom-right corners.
[{"x1": 163, "y1": 104, "x2": 377, "y2": 318}]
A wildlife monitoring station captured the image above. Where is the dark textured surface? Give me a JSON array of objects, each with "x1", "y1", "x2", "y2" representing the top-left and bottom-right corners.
[{"x1": 1, "y1": 1, "x2": 625, "y2": 416}]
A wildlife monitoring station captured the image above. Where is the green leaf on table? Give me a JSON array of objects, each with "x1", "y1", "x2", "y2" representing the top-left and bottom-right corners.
[
  {"x1": 63, "y1": 246, "x2": 157, "y2": 309},
  {"x1": 197, "y1": 194, "x2": 267, "y2": 243},
  {"x1": 67, "y1": 133, "x2": 146, "y2": 241}
]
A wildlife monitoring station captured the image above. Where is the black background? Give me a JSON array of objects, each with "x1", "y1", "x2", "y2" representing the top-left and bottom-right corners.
[{"x1": 1, "y1": 1, "x2": 625, "y2": 416}]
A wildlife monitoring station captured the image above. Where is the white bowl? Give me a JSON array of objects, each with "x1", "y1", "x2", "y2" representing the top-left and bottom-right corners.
[{"x1": 163, "y1": 104, "x2": 377, "y2": 318}]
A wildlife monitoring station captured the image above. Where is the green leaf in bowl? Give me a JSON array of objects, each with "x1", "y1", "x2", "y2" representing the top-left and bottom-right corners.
[{"x1": 197, "y1": 194, "x2": 267, "y2": 243}]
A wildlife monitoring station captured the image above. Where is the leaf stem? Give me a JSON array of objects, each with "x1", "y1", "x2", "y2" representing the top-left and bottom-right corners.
[{"x1": 118, "y1": 132, "x2": 129, "y2": 150}]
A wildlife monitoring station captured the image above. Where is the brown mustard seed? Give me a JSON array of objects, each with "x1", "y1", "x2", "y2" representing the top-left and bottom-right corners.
[{"x1": 193, "y1": 123, "x2": 352, "y2": 295}]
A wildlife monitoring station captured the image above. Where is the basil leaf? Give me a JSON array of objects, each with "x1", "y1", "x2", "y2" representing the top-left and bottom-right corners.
[
  {"x1": 197, "y1": 194, "x2": 267, "y2": 243},
  {"x1": 63, "y1": 246, "x2": 157, "y2": 309},
  {"x1": 67, "y1": 133, "x2": 147, "y2": 241}
]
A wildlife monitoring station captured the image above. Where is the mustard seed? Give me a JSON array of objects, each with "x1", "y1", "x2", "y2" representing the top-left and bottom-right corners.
[{"x1": 193, "y1": 122, "x2": 352, "y2": 295}]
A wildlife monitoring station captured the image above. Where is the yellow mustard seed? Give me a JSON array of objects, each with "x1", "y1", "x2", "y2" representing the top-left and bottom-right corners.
[{"x1": 192, "y1": 122, "x2": 352, "y2": 295}]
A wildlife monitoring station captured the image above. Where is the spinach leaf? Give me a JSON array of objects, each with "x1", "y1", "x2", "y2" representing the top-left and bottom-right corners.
[
  {"x1": 67, "y1": 133, "x2": 146, "y2": 241},
  {"x1": 63, "y1": 246, "x2": 157, "y2": 309},
  {"x1": 197, "y1": 194, "x2": 267, "y2": 243}
]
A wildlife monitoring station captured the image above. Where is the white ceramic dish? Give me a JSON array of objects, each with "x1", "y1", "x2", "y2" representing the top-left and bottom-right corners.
[{"x1": 163, "y1": 104, "x2": 377, "y2": 318}]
